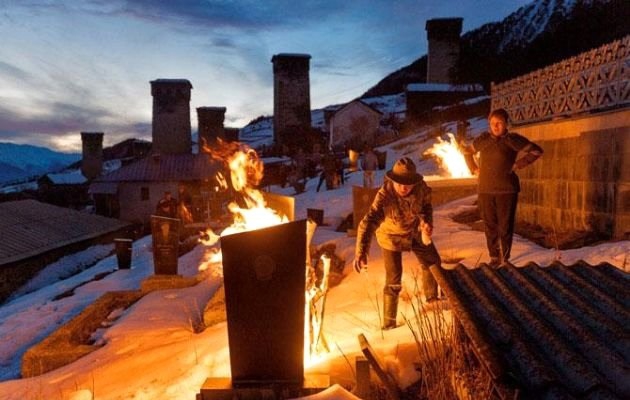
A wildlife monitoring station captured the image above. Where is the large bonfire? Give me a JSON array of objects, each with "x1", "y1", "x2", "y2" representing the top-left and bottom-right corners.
[{"x1": 197, "y1": 140, "x2": 329, "y2": 364}]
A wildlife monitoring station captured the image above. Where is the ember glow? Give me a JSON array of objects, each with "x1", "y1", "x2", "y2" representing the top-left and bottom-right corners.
[
  {"x1": 424, "y1": 133, "x2": 473, "y2": 178},
  {"x1": 305, "y1": 254, "x2": 331, "y2": 367}
]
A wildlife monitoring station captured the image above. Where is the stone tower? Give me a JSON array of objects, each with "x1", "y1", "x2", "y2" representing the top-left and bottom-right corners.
[
  {"x1": 425, "y1": 18, "x2": 463, "y2": 84},
  {"x1": 197, "y1": 106, "x2": 226, "y2": 149},
  {"x1": 150, "y1": 79, "x2": 193, "y2": 154},
  {"x1": 271, "y1": 53, "x2": 311, "y2": 148},
  {"x1": 81, "y1": 131, "x2": 103, "y2": 180}
]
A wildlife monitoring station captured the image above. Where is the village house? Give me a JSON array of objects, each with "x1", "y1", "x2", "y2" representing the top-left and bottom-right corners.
[
  {"x1": 37, "y1": 170, "x2": 88, "y2": 209},
  {"x1": 89, "y1": 79, "x2": 227, "y2": 228},
  {"x1": 326, "y1": 99, "x2": 383, "y2": 150},
  {"x1": 405, "y1": 83, "x2": 486, "y2": 125},
  {"x1": 403, "y1": 18, "x2": 486, "y2": 127},
  {"x1": 89, "y1": 152, "x2": 222, "y2": 227}
]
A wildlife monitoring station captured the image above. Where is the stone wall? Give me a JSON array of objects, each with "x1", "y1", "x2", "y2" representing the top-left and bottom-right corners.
[
  {"x1": 515, "y1": 109, "x2": 630, "y2": 240},
  {"x1": 81, "y1": 132, "x2": 104, "y2": 180},
  {"x1": 197, "y1": 106, "x2": 226, "y2": 148},
  {"x1": 330, "y1": 101, "x2": 381, "y2": 149},
  {"x1": 118, "y1": 180, "x2": 176, "y2": 226},
  {"x1": 272, "y1": 54, "x2": 311, "y2": 148},
  {"x1": 150, "y1": 79, "x2": 192, "y2": 155},
  {"x1": 425, "y1": 18, "x2": 462, "y2": 84}
]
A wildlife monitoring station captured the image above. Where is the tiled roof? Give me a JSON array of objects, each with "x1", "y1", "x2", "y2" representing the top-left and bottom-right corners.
[
  {"x1": 431, "y1": 261, "x2": 629, "y2": 399},
  {"x1": 0, "y1": 200, "x2": 131, "y2": 266},
  {"x1": 93, "y1": 153, "x2": 222, "y2": 183}
]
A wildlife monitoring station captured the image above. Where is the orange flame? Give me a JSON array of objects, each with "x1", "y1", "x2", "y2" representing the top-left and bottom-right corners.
[
  {"x1": 200, "y1": 140, "x2": 328, "y2": 364},
  {"x1": 199, "y1": 140, "x2": 288, "y2": 258},
  {"x1": 178, "y1": 203, "x2": 194, "y2": 225},
  {"x1": 424, "y1": 132, "x2": 473, "y2": 178}
]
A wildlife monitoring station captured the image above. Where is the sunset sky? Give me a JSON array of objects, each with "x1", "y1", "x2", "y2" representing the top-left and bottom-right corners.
[{"x1": 0, "y1": 0, "x2": 531, "y2": 152}]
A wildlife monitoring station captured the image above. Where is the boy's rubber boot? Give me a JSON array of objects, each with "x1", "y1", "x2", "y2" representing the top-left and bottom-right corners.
[{"x1": 382, "y1": 294, "x2": 399, "y2": 330}]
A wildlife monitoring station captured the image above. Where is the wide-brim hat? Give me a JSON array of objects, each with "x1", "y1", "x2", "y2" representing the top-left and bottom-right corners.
[{"x1": 386, "y1": 157, "x2": 422, "y2": 185}]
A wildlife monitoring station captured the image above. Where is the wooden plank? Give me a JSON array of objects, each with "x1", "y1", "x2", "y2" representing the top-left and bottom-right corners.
[{"x1": 358, "y1": 333, "x2": 401, "y2": 400}]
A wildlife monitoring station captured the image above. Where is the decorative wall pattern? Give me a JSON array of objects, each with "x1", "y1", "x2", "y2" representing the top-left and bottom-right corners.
[{"x1": 492, "y1": 35, "x2": 630, "y2": 124}]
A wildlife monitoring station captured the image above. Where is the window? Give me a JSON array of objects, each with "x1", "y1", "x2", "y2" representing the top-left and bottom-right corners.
[{"x1": 141, "y1": 187, "x2": 149, "y2": 201}]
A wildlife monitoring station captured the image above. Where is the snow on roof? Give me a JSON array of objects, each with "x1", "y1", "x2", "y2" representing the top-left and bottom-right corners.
[
  {"x1": 261, "y1": 156, "x2": 292, "y2": 165},
  {"x1": 406, "y1": 83, "x2": 484, "y2": 92},
  {"x1": 93, "y1": 153, "x2": 221, "y2": 184},
  {"x1": 43, "y1": 170, "x2": 87, "y2": 185},
  {"x1": 150, "y1": 78, "x2": 192, "y2": 87},
  {"x1": 272, "y1": 53, "x2": 311, "y2": 59}
]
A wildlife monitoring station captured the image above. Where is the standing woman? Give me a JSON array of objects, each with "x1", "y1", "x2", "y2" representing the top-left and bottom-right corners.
[{"x1": 466, "y1": 108, "x2": 543, "y2": 266}]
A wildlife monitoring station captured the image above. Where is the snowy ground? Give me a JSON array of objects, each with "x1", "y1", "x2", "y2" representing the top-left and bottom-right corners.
[{"x1": 0, "y1": 125, "x2": 628, "y2": 400}]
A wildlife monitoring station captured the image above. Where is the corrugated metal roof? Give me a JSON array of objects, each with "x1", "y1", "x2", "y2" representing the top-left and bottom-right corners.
[
  {"x1": 92, "y1": 153, "x2": 222, "y2": 184},
  {"x1": 0, "y1": 200, "x2": 131, "y2": 266},
  {"x1": 431, "y1": 261, "x2": 629, "y2": 399}
]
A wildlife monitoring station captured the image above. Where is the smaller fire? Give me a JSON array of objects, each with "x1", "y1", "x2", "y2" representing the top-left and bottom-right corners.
[{"x1": 424, "y1": 132, "x2": 473, "y2": 178}]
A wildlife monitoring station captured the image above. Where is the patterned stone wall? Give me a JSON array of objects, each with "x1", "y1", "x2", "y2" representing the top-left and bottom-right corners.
[
  {"x1": 492, "y1": 36, "x2": 629, "y2": 125},
  {"x1": 150, "y1": 79, "x2": 192, "y2": 155},
  {"x1": 492, "y1": 36, "x2": 630, "y2": 240}
]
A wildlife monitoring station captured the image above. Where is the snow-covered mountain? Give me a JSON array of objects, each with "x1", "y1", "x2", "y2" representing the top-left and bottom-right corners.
[
  {"x1": 364, "y1": 0, "x2": 628, "y2": 96},
  {"x1": 0, "y1": 143, "x2": 80, "y2": 185}
]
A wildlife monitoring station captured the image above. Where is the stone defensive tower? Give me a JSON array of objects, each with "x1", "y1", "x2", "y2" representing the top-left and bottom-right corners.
[
  {"x1": 197, "y1": 106, "x2": 226, "y2": 149},
  {"x1": 425, "y1": 18, "x2": 463, "y2": 84},
  {"x1": 80, "y1": 131, "x2": 103, "y2": 180},
  {"x1": 271, "y1": 53, "x2": 312, "y2": 148},
  {"x1": 150, "y1": 79, "x2": 193, "y2": 154}
]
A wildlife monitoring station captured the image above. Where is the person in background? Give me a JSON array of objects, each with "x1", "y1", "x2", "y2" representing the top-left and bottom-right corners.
[
  {"x1": 335, "y1": 154, "x2": 345, "y2": 186},
  {"x1": 353, "y1": 157, "x2": 442, "y2": 330},
  {"x1": 177, "y1": 184, "x2": 192, "y2": 209},
  {"x1": 465, "y1": 108, "x2": 543, "y2": 267},
  {"x1": 155, "y1": 191, "x2": 178, "y2": 219},
  {"x1": 176, "y1": 184, "x2": 194, "y2": 224},
  {"x1": 317, "y1": 149, "x2": 338, "y2": 192},
  {"x1": 361, "y1": 146, "x2": 379, "y2": 188}
]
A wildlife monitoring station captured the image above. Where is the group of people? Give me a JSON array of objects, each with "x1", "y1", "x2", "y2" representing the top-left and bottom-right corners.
[
  {"x1": 150, "y1": 108, "x2": 543, "y2": 331},
  {"x1": 314, "y1": 146, "x2": 379, "y2": 191},
  {"x1": 353, "y1": 108, "x2": 543, "y2": 329}
]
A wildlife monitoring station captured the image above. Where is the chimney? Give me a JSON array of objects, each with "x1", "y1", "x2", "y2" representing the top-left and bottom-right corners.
[
  {"x1": 81, "y1": 132, "x2": 103, "y2": 180},
  {"x1": 197, "y1": 106, "x2": 226, "y2": 149},
  {"x1": 150, "y1": 79, "x2": 193, "y2": 155},
  {"x1": 425, "y1": 18, "x2": 463, "y2": 84},
  {"x1": 271, "y1": 53, "x2": 311, "y2": 149}
]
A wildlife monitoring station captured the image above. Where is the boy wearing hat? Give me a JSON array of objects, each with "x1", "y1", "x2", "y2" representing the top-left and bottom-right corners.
[{"x1": 354, "y1": 157, "x2": 441, "y2": 330}]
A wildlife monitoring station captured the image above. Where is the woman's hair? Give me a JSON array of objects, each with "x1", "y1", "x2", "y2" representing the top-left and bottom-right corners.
[{"x1": 488, "y1": 108, "x2": 510, "y2": 123}]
